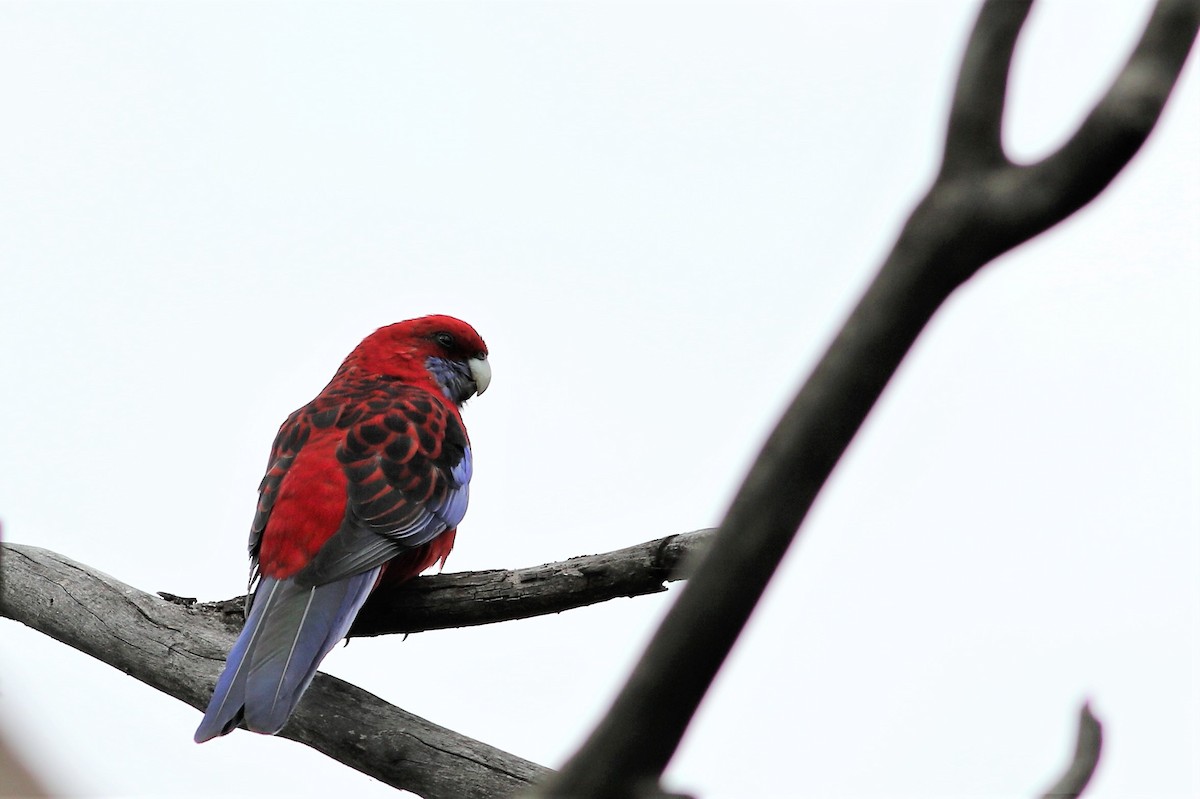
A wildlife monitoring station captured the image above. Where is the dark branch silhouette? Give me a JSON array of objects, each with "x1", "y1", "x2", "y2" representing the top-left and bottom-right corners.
[
  {"x1": 532, "y1": 2, "x2": 1199, "y2": 796},
  {"x1": 1040, "y1": 704, "x2": 1104, "y2": 799}
]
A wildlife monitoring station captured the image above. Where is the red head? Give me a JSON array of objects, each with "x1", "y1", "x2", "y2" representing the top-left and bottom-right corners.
[{"x1": 338, "y1": 315, "x2": 490, "y2": 404}]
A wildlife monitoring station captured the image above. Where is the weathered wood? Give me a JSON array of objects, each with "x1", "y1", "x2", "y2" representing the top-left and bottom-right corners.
[
  {"x1": 0, "y1": 544, "x2": 546, "y2": 799},
  {"x1": 353, "y1": 528, "x2": 712, "y2": 636},
  {"x1": 170, "y1": 529, "x2": 714, "y2": 636},
  {"x1": 0, "y1": 530, "x2": 713, "y2": 796}
]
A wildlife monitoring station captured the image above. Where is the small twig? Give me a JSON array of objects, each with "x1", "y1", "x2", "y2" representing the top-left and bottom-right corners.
[{"x1": 1039, "y1": 703, "x2": 1103, "y2": 799}]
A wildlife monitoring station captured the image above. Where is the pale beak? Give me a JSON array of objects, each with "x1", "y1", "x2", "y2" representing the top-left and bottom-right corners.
[{"x1": 468, "y1": 356, "x2": 492, "y2": 395}]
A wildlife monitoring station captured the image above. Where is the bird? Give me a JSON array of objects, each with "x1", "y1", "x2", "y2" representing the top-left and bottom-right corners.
[{"x1": 194, "y1": 315, "x2": 490, "y2": 742}]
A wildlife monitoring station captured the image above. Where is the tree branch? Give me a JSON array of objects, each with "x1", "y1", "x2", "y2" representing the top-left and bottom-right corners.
[
  {"x1": 351, "y1": 528, "x2": 712, "y2": 635},
  {"x1": 0, "y1": 543, "x2": 546, "y2": 799},
  {"x1": 942, "y1": 0, "x2": 1028, "y2": 176},
  {"x1": 1039, "y1": 703, "x2": 1103, "y2": 799},
  {"x1": 0, "y1": 531, "x2": 712, "y2": 796},
  {"x1": 181, "y1": 529, "x2": 715, "y2": 637},
  {"x1": 531, "y1": 3, "x2": 1198, "y2": 796},
  {"x1": 1023, "y1": 0, "x2": 1200, "y2": 225}
]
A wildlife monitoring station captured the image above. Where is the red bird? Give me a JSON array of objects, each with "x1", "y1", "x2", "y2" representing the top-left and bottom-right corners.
[{"x1": 195, "y1": 315, "x2": 490, "y2": 742}]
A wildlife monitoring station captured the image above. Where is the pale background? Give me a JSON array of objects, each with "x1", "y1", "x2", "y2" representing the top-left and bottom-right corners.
[{"x1": 0, "y1": 2, "x2": 1196, "y2": 797}]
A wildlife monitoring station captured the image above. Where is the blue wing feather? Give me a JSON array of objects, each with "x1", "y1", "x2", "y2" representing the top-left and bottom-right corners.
[{"x1": 193, "y1": 579, "x2": 281, "y2": 742}]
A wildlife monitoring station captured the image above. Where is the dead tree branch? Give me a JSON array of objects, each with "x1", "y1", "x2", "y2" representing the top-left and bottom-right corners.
[
  {"x1": 0, "y1": 544, "x2": 547, "y2": 799},
  {"x1": 183, "y1": 528, "x2": 714, "y2": 636},
  {"x1": 0, "y1": 531, "x2": 710, "y2": 797},
  {"x1": 531, "y1": 2, "x2": 1199, "y2": 797}
]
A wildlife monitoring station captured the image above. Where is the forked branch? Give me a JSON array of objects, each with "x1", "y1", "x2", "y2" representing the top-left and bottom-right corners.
[{"x1": 531, "y1": 2, "x2": 1198, "y2": 796}]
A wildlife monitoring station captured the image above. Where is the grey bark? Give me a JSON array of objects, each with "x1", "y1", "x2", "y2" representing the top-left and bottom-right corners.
[
  {"x1": 180, "y1": 529, "x2": 714, "y2": 637},
  {"x1": 0, "y1": 544, "x2": 547, "y2": 799},
  {"x1": 0, "y1": 531, "x2": 710, "y2": 796}
]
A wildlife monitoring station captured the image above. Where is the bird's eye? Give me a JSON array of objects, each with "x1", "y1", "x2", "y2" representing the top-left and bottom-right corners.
[{"x1": 433, "y1": 332, "x2": 455, "y2": 349}]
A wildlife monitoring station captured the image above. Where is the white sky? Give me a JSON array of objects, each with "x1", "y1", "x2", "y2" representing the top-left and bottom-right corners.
[{"x1": 1, "y1": 2, "x2": 1196, "y2": 797}]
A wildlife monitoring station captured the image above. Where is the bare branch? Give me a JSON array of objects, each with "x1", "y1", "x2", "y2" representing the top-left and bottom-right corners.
[
  {"x1": 942, "y1": 0, "x2": 1029, "y2": 175},
  {"x1": 1022, "y1": 0, "x2": 1200, "y2": 226},
  {"x1": 177, "y1": 529, "x2": 714, "y2": 636},
  {"x1": 1, "y1": 529, "x2": 712, "y2": 795},
  {"x1": 0, "y1": 544, "x2": 546, "y2": 799},
  {"x1": 350, "y1": 529, "x2": 713, "y2": 637},
  {"x1": 1039, "y1": 704, "x2": 1103, "y2": 799},
  {"x1": 532, "y1": 3, "x2": 1198, "y2": 796}
]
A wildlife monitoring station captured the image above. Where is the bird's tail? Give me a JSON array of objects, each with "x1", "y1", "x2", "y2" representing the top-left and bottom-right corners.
[{"x1": 194, "y1": 568, "x2": 380, "y2": 742}]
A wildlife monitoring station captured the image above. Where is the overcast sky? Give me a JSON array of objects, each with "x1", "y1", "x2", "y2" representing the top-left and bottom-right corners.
[{"x1": 1, "y1": 2, "x2": 1196, "y2": 797}]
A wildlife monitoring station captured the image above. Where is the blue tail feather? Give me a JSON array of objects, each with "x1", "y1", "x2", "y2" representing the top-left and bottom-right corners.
[{"x1": 194, "y1": 568, "x2": 379, "y2": 742}]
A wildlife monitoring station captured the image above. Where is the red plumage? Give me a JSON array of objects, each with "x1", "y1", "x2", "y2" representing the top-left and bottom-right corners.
[{"x1": 195, "y1": 315, "x2": 489, "y2": 742}]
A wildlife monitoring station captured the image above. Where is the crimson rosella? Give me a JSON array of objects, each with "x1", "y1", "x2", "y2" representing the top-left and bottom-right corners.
[{"x1": 194, "y1": 315, "x2": 490, "y2": 742}]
